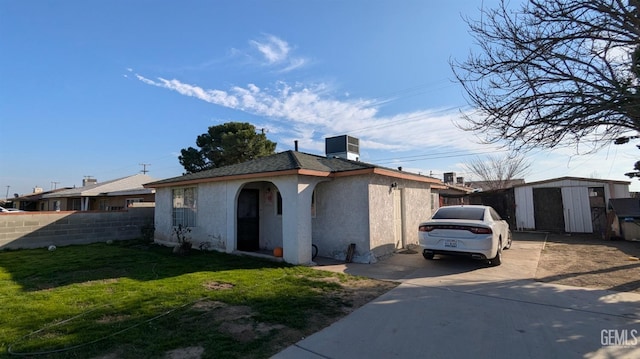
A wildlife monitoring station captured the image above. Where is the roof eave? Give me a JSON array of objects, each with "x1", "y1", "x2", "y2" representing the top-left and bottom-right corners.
[
  {"x1": 145, "y1": 169, "x2": 307, "y2": 188},
  {"x1": 146, "y1": 167, "x2": 443, "y2": 188},
  {"x1": 513, "y1": 176, "x2": 631, "y2": 188}
]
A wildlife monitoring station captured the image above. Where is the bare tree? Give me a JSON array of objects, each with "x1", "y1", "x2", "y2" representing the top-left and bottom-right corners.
[
  {"x1": 451, "y1": 0, "x2": 640, "y2": 154},
  {"x1": 464, "y1": 154, "x2": 531, "y2": 190}
]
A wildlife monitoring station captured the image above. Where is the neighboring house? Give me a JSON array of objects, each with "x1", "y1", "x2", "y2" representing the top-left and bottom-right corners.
[
  {"x1": 437, "y1": 183, "x2": 475, "y2": 206},
  {"x1": 513, "y1": 177, "x2": 630, "y2": 234},
  {"x1": 145, "y1": 138, "x2": 444, "y2": 265},
  {"x1": 12, "y1": 187, "x2": 73, "y2": 211},
  {"x1": 465, "y1": 178, "x2": 526, "y2": 191},
  {"x1": 608, "y1": 198, "x2": 640, "y2": 241},
  {"x1": 42, "y1": 174, "x2": 156, "y2": 211}
]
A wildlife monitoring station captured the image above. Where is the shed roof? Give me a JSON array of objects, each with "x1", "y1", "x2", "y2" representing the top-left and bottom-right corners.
[
  {"x1": 512, "y1": 176, "x2": 630, "y2": 188},
  {"x1": 145, "y1": 150, "x2": 443, "y2": 188}
]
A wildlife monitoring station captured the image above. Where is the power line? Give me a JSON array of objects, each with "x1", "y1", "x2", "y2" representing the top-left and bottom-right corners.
[
  {"x1": 327, "y1": 105, "x2": 466, "y2": 137},
  {"x1": 372, "y1": 148, "x2": 508, "y2": 165}
]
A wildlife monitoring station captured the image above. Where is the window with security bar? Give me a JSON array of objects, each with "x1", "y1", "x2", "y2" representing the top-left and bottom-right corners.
[{"x1": 172, "y1": 187, "x2": 197, "y2": 227}]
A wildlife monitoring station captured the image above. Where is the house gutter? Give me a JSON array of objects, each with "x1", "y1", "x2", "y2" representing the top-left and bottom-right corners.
[{"x1": 333, "y1": 168, "x2": 442, "y2": 185}]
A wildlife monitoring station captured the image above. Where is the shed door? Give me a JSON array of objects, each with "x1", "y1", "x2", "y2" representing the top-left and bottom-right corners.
[
  {"x1": 533, "y1": 187, "x2": 565, "y2": 232},
  {"x1": 237, "y1": 189, "x2": 259, "y2": 251}
]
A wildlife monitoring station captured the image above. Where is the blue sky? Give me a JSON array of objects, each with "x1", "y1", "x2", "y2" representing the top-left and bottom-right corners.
[{"x1": 1, "y1": 0, "x2": 638, "y2": 198}]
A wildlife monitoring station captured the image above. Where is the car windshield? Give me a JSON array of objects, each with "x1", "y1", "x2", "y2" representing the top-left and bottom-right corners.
[{"x1": 432, "y1": 207, "x2": 485, "y2": 221}]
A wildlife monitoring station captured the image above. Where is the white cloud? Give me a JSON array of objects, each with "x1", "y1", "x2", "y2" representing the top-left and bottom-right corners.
[
  {"x1": 136, "y1": 75, "x2": 239, "y2": 108},
  {"x1": 250, "y1": 34, "x2": 290, "y2": 64},
  {"x1": 279, "y1": 57, "x2": 307, "y2": 73},
  {"x1": 136, "y1": 74, "x2": 498, "y2": 155},
  {"x1": 249, "y1": 34, "x2": 307, "y2": 72}
]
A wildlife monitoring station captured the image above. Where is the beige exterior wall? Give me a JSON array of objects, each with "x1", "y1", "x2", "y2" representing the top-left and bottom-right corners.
[
  {"x1": 153, "y1": 173, "x2": 434, "y2": 264},
  {"x1": 192, "y1": 182, "x2": 232, "y2": 250},
  {"x1": 312, "y1": 176, "x2": 370, "y2": 261},
  {"x1": 368, "y1": 176, "x2": 433, "y2": 259},
  {"x1": 154, "y1": 176, "x2": 317, "y2": 264},
  {"x1": 154, "y1": 187, "x2": 175, "y2": 243},
  {"x1": 311, "y1": 174, "x2": 433, "y2": 263}
]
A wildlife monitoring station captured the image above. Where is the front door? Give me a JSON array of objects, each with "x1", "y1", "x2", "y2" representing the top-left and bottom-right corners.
[{"x1": 237, "y1": 189, "x2": 260, "y2": 251}]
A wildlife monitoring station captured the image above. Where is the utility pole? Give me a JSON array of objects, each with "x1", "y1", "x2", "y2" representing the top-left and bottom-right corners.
[
  {"x1": 51, "y1": 181, "x2": 60, "y2": 190},
  {"x1": 4, "y1": 186, "x2": 9, "y2": 201},
  {"x1": 139, "y1": 163, "x2": 151, "y2": 174}
]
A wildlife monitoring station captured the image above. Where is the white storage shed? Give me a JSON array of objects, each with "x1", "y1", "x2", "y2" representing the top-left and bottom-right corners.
[{"x1": 513, "y1": 177, "x2": 630, "y2": 234}]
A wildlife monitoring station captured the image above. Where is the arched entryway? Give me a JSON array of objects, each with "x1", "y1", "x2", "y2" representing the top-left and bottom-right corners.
[
  {"x1": 233, "y1": 177, "x2": 325, "y2": 264},
  {"x1": 235, "y1": 181, "x2": 283, "y2": 253}
]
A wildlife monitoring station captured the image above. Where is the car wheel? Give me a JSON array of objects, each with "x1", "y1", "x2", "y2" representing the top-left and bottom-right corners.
[
  {"x1": 504, "y1": 231, "x2": 512, "y2": 250},
  {"x1": 423, "y1": 250, "x2": 434, "y2": 260},
  {"x1": 490, "y1": 240, "x2": 502, "y2": 266}
]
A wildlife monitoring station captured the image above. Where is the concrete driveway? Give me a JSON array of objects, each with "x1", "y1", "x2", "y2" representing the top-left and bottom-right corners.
[{"x1": 273, "y1": 232, "x2": 640, "y2": 359}]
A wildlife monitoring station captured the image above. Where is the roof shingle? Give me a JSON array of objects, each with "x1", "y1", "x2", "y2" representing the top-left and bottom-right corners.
[{"x1": 145, "y1": 150, "x2": 417, "y2": 187}]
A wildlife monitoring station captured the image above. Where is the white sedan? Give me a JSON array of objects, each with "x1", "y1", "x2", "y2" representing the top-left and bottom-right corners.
[
  {"x1": 0, "y1": 206, "x2": 25, "y2": 213},
  {"x1": 418, "y1": 205, "x2": 511, "y2": 266}
]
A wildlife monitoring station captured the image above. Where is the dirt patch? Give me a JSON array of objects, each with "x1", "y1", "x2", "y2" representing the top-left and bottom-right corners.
[
  {"x1": 202, "y1": 281, "x2": 234, "y2": 290},
  {"x1": 536, "y1": 233, "x2": 640, "y2": 293},
  {"x1": 331, "y1": 277, "x2": 397, "y2": 313},
  {"x1": 96, "y1": 274, "x2": 395, "y2": 358},
  {"x1": 186, "y1": 279, "x2": 396, "y2": 355}
]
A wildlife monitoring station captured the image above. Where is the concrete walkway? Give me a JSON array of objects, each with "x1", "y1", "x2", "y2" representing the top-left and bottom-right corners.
[{"x1": 273, "y1": 233, "x2": 640, "y2": 359}]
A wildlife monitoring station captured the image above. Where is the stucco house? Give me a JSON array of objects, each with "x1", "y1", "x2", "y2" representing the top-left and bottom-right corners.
[
  {"x1": 11, "y1": 187, "x2": 73, "y2": 211},
  {"x1": 438, "y1": 183, "x2": 475, "y2": 206},
  {"x1": 145, "y1": 140, "x2": 444, "y2": 265},
  {"x1": 41, "y1": 174, "x2": 156, "y2": 211}
]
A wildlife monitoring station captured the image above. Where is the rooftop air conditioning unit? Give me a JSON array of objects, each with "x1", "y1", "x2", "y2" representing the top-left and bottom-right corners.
[
  {"x1": 444, "y1": 172, "x2": 456, "y2": 184},
  {"x1": 325, "y1": 135, "x2": 359, "y2": 161}
]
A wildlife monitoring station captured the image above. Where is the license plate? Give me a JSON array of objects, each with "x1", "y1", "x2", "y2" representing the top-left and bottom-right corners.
[{"x1": 444, "y1": 239, "x2": 457, "y2": 248}]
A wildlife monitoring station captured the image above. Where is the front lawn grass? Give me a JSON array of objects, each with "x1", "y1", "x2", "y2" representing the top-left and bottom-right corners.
[{"x1": 0, "y1": 239, "x2": 396, "y2": 359}]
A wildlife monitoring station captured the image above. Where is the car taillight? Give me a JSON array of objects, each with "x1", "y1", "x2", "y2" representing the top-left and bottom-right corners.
[
  {"x1": 420, "y1": 224, "x2": 492, "y2": 234},
  {"x1": 469, "y1": 227, "x2": 492, "y2": 234}
]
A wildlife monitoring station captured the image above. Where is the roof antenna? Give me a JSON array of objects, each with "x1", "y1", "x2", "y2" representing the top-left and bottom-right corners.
[{"x1": 140, "y1": 163, "x2": 151, "y2": 174}]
